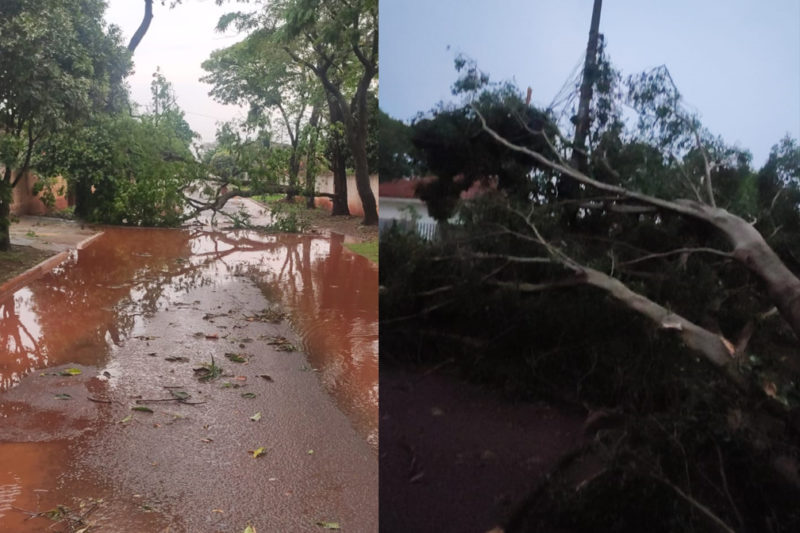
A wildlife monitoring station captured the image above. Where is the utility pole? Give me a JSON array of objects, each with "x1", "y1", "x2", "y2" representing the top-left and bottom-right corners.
[
  {"x1": 560, "y1": 0, "x2": 602, "y2": 211},
  {"x1": 571, "y1": 0, "x2": 603, "y2": 172}
]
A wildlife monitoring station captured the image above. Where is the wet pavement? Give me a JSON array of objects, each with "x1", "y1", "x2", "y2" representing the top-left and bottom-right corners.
[
  {"x1": 0, "y1": 225, "x2": 378, "y2": 531},
  {"x1": 9, "y1": 215, "x2": 100, "y2": 253}
]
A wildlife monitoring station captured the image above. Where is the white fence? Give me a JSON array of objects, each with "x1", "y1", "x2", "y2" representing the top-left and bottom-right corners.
[{"x1": 379, "y1": 218, "x2": 439, "y2": 241}]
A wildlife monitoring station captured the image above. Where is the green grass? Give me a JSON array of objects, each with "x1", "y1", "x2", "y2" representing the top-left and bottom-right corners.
[
  {"x1": 344, "y1": 240, "x2": 378, "y2": 264},
  {"x1": 253, "y1": 193, "x2": 284, "y2": 204}
]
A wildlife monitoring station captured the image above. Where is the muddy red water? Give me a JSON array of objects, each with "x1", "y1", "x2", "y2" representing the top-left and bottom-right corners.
[{"x1": 0, "y1": 227, "x2": 377, "y2": 532}]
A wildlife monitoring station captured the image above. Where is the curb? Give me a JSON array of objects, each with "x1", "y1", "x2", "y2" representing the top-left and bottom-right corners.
[{"x1": 0, "y1": 231, "x2": 104, "y2": 298}]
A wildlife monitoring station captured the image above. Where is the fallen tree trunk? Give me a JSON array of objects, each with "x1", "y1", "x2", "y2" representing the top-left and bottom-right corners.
[
  {"x1": 476, "y1": 111, "x2": 800, "y2": 343},
  {"x1": 182, "y1": 184, "x2": 336, "y2": 221}
]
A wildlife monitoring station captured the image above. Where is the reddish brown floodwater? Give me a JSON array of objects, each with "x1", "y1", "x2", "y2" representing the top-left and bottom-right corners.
[{"x1": 0, "y1": 227, "x2": 377, "y2": 532}]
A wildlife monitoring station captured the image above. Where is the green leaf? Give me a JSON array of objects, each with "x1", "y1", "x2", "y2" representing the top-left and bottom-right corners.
[
  {"x1": 250, "y1": 412, "x2": 262, "y2": 421},
  {"x1": 120, "y1": 414, "x2": 133, "y2": 424},
  {"x1": 243, "y1": 526, "x2": 256, "y2": 533},
  {"x1": 54, "y1": 393, "x2": 72, "y2": 400},
  {"x1": 225, "y1": 352, "x2": 247, "y2": 363},
  {"x1": 252, "y1": 446, "x2": 266, "y2": 458},
  {"x1": 241, "y1": 392, "x2": 257, "y2": 399},
  {"x1": 131, "y1": 406, "x2": 154, "y2": 413},
  {"x1": 60, "y1": 368, "x2": 82, "y2": 376},
  {"x1": 170, "y1": 390, "x2": 190, "y2": 400},
  {"x1": 316, "y1": 521, "x2": 341, "y2": 530}
]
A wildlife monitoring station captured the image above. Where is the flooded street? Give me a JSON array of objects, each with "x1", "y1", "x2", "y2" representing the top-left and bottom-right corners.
[{"x1": 0, "y1": 226, "x2": 378, "y2": 531}]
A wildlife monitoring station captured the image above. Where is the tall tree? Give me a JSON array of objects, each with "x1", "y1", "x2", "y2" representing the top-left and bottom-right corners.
[
  {"x1": 277, "y1": 0, "x2": 379, "y2": 225},
  {"x1": 0, "y1": 0, "x2": 128, "y2": 250},
  {"x1": 201, "y1": 30, "x2": 321, "y2": 201}
]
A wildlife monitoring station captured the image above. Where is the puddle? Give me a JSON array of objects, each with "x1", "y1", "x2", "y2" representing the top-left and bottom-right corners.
[{"x1": 0, "y1": 226, "x2": 378, "y2": 531}]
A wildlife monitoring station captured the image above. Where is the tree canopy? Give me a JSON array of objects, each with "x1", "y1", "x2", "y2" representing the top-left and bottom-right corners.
[
  {"x1": 382, "y1": 54, "x2": 800, "y2": 531},
  {"x1": 0, "y1": 0, "x2": 130, "y2": 248}
]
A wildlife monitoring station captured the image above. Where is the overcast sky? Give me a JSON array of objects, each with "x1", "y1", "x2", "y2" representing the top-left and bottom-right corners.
[
  {"x1": 379, "y1": 0, "x2": 800, "y2": 168},
  {"x1": 105, "y1": 0, "x2": 249, "y2": 144}
]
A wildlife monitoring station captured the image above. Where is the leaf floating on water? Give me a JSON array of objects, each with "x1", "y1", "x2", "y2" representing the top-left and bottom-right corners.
[
  {"x1": 131, "y1": 406, "x2": 154, "y2": 413},
  {"x1": 60, "y1": 368, "x2": 82, "y2": 376},
  {"x1": 307, "y1": 449, "x2": 314, "y2": 455},
  {"x1": 120, "y1": 414, "x2": 133, "y2": 424},
  {"x1": 225, "y1": 353, "x2": 247, "y2": 363},
  {"x1": 54, "y1": 393, "x2": 72, "y2": 400},
  {"x1": 252, "y1": 447, "x2": 266, "y2": 458},
  {"x1": 243, "y1": 526, "x2": 256, "y2": 533},
  {"x1": 241, "y1": 392, "x2": 257, "y2": 399},
  {"x1": 257, "y1": 374, "x2": 274, "y2": 382},
  {"x1": 250, "y1": 412, "x2": 262, "y2": 422},
  {"x1": 316, "y1": 521, "x2": 341, "y2": 530}
]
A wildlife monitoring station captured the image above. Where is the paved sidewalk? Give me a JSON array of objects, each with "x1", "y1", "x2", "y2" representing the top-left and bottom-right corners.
[{"x1": 10, "y1": 215, "x2": 100, "y2": 252}]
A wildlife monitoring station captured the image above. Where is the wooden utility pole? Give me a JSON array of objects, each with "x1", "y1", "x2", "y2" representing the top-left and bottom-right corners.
[{"x1": 571, "y1": 0, "x2": 603, "y2": 172}]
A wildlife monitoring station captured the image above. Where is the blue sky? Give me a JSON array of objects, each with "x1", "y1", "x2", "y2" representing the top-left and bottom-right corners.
[{"x1": 379, "y1": 0, "x2": 800, "y2": 167}]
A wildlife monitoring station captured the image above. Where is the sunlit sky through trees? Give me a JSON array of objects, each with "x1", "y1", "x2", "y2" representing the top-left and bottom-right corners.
[{"x1": 380, "y1": 0, "x2": 800, "y2": 167}]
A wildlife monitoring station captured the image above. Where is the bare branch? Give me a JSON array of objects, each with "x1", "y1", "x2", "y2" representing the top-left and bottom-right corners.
[
  {"x1": 691, "y1": 126, "x2": 716, "y2": 207},
  {"x1": 619, "y1": 247, "x2": 733, "y2": 267},
  {"x1": 654, "y1": 474, "x2": 736, "y2": 533},
  {"x1": 490, "y1": 278, "x2": 585, "y2": 293}
]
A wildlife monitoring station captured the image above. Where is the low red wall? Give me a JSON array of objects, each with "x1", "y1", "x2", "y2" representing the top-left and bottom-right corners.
[
  {"x1": 10, "y1": 172, "x2": 70, "y2": 216},
  {"x1": 313, "y1": 174, "x2": 379, "y2": 216}
]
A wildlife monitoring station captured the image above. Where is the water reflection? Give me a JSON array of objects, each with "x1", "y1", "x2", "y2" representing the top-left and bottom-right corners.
[{"x1": 0, "y1": 227, "x2": 377, "y2": 441}]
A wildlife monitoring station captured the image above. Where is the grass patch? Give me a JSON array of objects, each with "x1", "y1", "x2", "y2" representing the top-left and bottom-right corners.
[
  {"x1": 253, "y1": 193, "x2": 284, "y2": 204},
  {"x1": 344, "y1": 240, "x2": 378, "y2": 263},
  {"x1": 0, "y1": 245, "x2": 57, "y2": 285}
]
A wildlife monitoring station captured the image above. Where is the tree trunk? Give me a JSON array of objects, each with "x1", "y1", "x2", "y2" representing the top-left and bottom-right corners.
[
  {"x1": 477, "y1": 114, "x2": 800, "y2": 343},
  {"x1": 286, "y1": 150, "x2": 300, "y2": 202},
  {"x1": 580, "y1": 267, "x2": 744, "y2": 388},
  {"x1": 347, "y1": 117, "x2": 378, "y2": 225},
  {"x1": 327, "y1": 95, "x2": 350, "y2": 216},
  {"x1": 344, "y1": 88, "x2": 378, "y2": 225},
  {"x1": 331, "y1": 147, "x2": 349, "y2": 215},
  {"x1": 305, "y1": 105, "x2": 321, "y2": 209},
  {"x1": 0, "y1": 174, "x2": 13, "y2": 252}
]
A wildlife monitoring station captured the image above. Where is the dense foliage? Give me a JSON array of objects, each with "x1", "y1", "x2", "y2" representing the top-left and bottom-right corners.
[
  {"x1": 381, "y1": 60, "x2": 800, "y2": 531},
  {"x1": 0, "y1": 0, "x2": 130, "y2": 248}
]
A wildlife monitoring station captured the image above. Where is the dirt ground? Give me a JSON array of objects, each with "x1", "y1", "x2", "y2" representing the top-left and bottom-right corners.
[
  {"x1": 0, "y1": 244, "x2": 56, "y2": 285},
  {"x1": 379, "y1": 364, "x2": 586, "y2": 533}
]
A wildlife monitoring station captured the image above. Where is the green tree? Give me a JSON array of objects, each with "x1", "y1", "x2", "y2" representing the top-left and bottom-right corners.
[
  {"x1": 37, "y1": 71, "x2": 198, "y2": 226},
  {"x1": 0, "y1": 0, "x2": 128, "y2": 249},
  {"x1": 218, "y1": 0, "x2": 378, "y2": 223},
  {"x1": 378, "y1": 109, "x2": 419, "y2": 182},
  {"x1": 280, "y1": 0, "x2": 379, "y2": 225},
  {"x1": 201, "y1": 30, "x2": 324, "y2": 202}
]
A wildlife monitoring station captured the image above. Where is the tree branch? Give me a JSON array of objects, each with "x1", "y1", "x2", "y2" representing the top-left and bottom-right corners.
[{"x1": 619, "y1": 247, "x2": 733, "y2": 267}]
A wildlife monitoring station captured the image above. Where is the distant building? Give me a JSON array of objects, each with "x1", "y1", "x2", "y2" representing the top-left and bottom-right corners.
[
  {"x1": 379, "y1": 175, "x2": 498, "y2": 241},
  {"x1": 378, "y1": 178, "x2": 439, "y2": 240}
]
